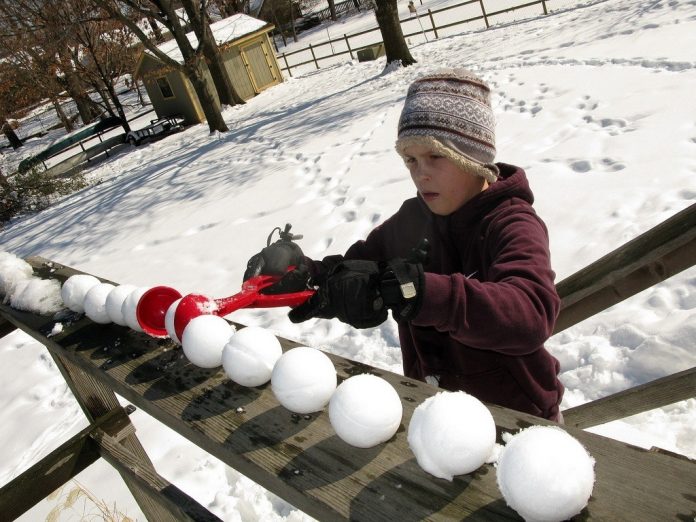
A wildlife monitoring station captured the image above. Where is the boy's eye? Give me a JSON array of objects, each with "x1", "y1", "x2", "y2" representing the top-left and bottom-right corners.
[
  {"x1": 429, "y1": 154, "x2": 443, "y2": 160},
  {"x1": 404, "y1": 157, "x2": 416, "y2": 165}
]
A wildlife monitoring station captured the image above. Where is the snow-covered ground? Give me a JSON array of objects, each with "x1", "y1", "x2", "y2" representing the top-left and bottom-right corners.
[{"x1": 1, "y1": 0, "x2": 695, "y2": 519}]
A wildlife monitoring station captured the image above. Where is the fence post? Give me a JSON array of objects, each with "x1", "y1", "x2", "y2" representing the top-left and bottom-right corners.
[
  {"x1": 309, "y1": 43, "x2": 319, "y2": 70},
  {"x1": 479, "y1": 0, "x2": 490, "y2": 28},
  {"x1": 282, "y1": 53, "x2": 292, "y2": 78},
  {"x1": 428, "y1": 9, "x2": 439, "y2": 39},
  {"x1": 541, "y1": 0, "x2": 548, "y2": 14},
  {"x1": 345, "y1": 34, "x2": 354, "y2": 59}
]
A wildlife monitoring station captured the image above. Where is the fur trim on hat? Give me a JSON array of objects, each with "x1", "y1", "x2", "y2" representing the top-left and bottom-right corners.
[{"x1": 395, "y1": 135, "x2": 499, "y2": 183}]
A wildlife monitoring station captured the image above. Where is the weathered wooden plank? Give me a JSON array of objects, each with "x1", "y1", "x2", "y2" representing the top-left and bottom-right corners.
[
  {"x1": 2, "y1": 257, "x2": 695, "y2": 521},
  {"x1": 0, "y1": 407, "x2": 130, "y2": 520},
  {"x1": 555, "y1": 202, "x2": 696, "y2": 333},
  {"x1": 0, "y1": 315, "x2": 17, "y2": 338},
  {"x1": 94, "y1": 427, "x2": 222, "y2": 522},
  {"x1": 563, "y1": 366, "x2": 696, "y2": 429},
  {"x1": 48, "y1": 351, "x2": 192, "y2": 522}
]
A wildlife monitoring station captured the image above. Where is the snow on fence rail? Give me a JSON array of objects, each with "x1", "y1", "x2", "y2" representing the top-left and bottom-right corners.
[
  {"x1": 0, "y1": 203, "x2": 695, "y2": 520},
  {"x1": 276, "y1": 0, "x2": 574, "y2": 76}
]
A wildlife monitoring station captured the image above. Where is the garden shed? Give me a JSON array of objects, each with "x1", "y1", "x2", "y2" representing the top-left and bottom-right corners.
[{"x1": 134, "y1": 14, "x2": 282, "y2": 125}]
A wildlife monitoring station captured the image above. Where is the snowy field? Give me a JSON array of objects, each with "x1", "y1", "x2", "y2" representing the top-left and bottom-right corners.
[{"x1": 1, "y1": 0, "x2": 696, "y2": 519}]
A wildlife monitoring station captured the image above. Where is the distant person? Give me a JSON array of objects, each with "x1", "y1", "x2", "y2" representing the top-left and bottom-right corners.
[
  {"x1": 244, "y1": 69, "x2": 564, "y2": 422},
  {"x1": 408, "y1": 0, "x2": 417, "y2": 16}
]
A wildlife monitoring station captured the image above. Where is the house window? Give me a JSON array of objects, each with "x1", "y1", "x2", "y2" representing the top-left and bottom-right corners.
[{"x1": 156, "y1": 77, "x2": 174, "y2": 99}]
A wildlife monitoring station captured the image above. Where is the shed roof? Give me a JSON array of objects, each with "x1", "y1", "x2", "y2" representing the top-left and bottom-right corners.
[{"x1": 145, "y1": 14, "x2": 271, "y2": 64}]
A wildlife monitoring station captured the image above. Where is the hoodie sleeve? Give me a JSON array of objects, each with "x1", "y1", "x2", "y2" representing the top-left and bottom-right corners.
[{"x1": 411, "y1": 205, "x2": 560, "y2": 355}]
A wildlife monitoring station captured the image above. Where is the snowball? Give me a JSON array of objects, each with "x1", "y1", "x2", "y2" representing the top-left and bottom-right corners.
[
  {"x1": 60, "y1": 274, "x2": 100, "y2": 313},
  {"x1": 164, "y1": 298, "x2": 183, "y2": 344},
  {"x1": 222, "y1": 326, "x2": 282, "y2": 387},
  {"x1": 329, "y1": 374, "x2": 402, "y2": 448},
  {"x1": 105, "y1": 284, "x2": 137, "y2": 326},
  {"x1": 181, "y1": 314, "x2": 235, "y2": 368},
  {"x1": 9, "y1": 278, "x2": 63, "y2": 315},
  {"x1": 0, "y1": 252, "x2": 33, "y2": 297},
  {"x1": 83, "y1": 283, "x2": 116, "y2": 324},
  {"x1": 271, "y1": 347, "x2": 337, "y2": 414},
  {"x1": 496, "y1": 426, "x2": 595, "y2": 522},
  {"x1": 408, "y1": 391, "x2": 496, "y2": 480},
  {"x1": 121, "y1": 287, "x2": 150, "y2": 332}
]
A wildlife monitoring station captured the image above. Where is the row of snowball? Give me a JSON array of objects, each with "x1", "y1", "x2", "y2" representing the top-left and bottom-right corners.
[{"x1": 60, "y1": 274, "x2": 595, "y2": 522}]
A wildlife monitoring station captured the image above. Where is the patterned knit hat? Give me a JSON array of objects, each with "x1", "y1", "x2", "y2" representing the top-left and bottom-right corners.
[{"x1": 395, "y1": 68, "x2": 499, "y2": 182}]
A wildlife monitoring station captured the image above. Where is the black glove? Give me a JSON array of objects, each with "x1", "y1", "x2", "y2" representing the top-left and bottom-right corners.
[
  {"x1": 288, "y1": 260, "x2": 388, "y2": 328},
  {"x1": 379, "y1": 258, "x2": 425, "y2": 321}
]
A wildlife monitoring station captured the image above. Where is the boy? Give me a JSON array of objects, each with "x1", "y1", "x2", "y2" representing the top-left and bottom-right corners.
[{"x1": 245, "y1": 69, "x2": 564, "y2": 421}]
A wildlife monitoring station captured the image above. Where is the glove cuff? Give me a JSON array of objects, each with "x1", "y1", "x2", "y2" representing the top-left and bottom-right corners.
[{"x1": 380, "y1": 259, "x2": 424, "y2": 321}]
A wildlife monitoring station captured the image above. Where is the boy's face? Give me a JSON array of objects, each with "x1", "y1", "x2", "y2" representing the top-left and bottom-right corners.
[{"x1": 402, "y1": 143, "x2": 488, "y2": 216}]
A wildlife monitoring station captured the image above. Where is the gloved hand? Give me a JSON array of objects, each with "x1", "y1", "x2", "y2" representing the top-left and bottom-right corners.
[
  {"x1": 288, "y1": 260, "x2": 388, "y2": 328},
  {"x1": 379, "y1": 258, "x2": 424, "y2": 321}
]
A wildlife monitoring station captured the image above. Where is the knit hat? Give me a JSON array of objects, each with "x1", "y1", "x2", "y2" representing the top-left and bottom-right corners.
[{"x1": 395, "y1": 68, "x2": 499, "y2": 182}]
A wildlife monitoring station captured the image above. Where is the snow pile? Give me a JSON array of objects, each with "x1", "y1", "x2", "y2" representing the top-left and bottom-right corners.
[
  {"x1": 271, "y1": 347, "x2": 337, "y2": 414},
  {"x1": 222, "y1": 326, "x2": 283, "y2": 387},
  {"x1": 496, "y1": 426, "x2": 595, "y2": 522},
  {"x1": 0, "y1": 252, "x2": 62, "y2": 315},
  {"x1": 181, "y1": 314, "x2": 236, "y2": 368},
  {"x1": 408, "y1": 391, "x2": 496, "y2": 480},
  {"x1": 329, "y1": 373, "x2": 402, "y2": 448}
]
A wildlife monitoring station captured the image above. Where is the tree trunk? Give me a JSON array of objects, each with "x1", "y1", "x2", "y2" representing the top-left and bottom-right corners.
[
  {"x1": 328, "y1": 0, "x2": 338, "y2": 21},
  {"x1": 52, "y1": 98, "x2": 74, "y2": 132},
  {"x1": 64, "y1": 72, "x2": 102, "y2": 124},
  {"x1": 147, "y1": 16, "x2": 165, "y2": 42},
  {"x1": 374, "y1": 0, "x2": 416, "y2": 66},
  {"x1": 134, "y1": 77, "x2": 146, "y2": 106},
  {"x1": 180, "y1": 0, "x2": 245, "y2": 106},
  {"x1": 103, "y1": 82, "x2": 132, "y2": 134},
  {"x1": 185, "y1": 62, "x2": 229, "y2": 133},
  {"x1": 2, "y1": 120, "x2": 22, "y2": 149}
]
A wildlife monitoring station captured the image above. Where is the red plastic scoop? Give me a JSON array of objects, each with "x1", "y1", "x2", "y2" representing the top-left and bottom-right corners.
[{"x1": 136, "y1": 273, "x2": 314, "y2": 339}]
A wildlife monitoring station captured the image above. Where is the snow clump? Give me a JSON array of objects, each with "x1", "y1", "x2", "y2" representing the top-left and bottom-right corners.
[
  {"x1": 181, "y1": 314, "x2": 235, "y2": 368},
  {"x1": 83, "y1": 283, "x2": 116, "y2": 324},
  {"x1": 0, "y1": 252, "x2": 33, "y2": 297},
  {"x1": 496, "y1": 426, "x2": 595, "y2": 522},
  {"x1": 329, "y1": 373, "x2": 402, "y2": 448},
  {"x1": 61, "y1": 274, "x2": 100, "y2": 313},
  {"x1": 10, "y1": 277, "x2": 63, "y2": 314},
  {"x1": 271, "y1": 346, "x2": 337, "y2": 414},
  {"x1": 222, "y1": 326, "x2": 282, "y2": 387},
  {"x1": 105, "y1": 284, "x2": 137, "y2": 326},
  {"x1": 408, "y1": 391, "x2": 496, "y2": 480}
]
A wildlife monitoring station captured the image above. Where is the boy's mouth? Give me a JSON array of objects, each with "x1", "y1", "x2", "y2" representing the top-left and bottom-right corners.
[{"x1": 421, "y1": 191, "x2": 439, "y2": 201}]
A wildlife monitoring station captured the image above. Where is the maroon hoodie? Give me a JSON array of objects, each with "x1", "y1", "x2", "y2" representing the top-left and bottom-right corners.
[{"x1": 341, "y1": 163, "x2": 564, "y2": 420}]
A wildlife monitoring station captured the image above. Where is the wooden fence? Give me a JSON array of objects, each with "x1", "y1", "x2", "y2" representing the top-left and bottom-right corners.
[
  {"x1": 277, "y1": 0, "x2": 564, "y2": 77},
  {"x1": 0, "y1": 203, "x2": 695, "y2": 520}
]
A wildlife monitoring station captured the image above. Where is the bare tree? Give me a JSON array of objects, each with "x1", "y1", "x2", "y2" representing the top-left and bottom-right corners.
[
  {"x1": 96, "y1": 0, "x2": 229, "y2": 133},
  {"x1": 180, "y1": 0, "x2": 245, "y2": 106},
  {"x1": 374, "y1": 0, "x2": 415, "y2": 67}
]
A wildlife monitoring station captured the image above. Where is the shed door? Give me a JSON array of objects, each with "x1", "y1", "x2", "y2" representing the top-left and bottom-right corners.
[{"x1": 241, "y1": 40, "x2": 276, "y2": 92}]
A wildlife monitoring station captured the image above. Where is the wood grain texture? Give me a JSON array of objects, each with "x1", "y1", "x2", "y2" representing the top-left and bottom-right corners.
[{"x1": 1, "y1": 257, "x2": 694, "y2": 521}]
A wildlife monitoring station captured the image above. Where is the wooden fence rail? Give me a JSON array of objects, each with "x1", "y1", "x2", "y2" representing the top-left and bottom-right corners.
[
  {"x1": 276, "y1": 0, "x2": 557, "y2": 76},
  {"x1": 1, "y1": 202, "x2": 695, "y2": 520}
]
